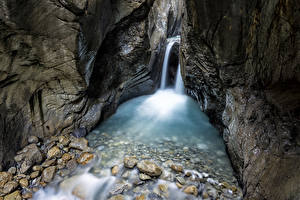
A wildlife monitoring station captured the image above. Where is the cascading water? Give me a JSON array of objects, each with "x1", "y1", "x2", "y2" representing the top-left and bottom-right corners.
[
  {"x1": 160, "y1": 36, "x2": 180, "y2": 89},
  {"x1": 33, "y1": 36, "x2": 241, "y2": 200},
  {"x1": 175, "y1": 63, "x2": 184, "y2": 94}
]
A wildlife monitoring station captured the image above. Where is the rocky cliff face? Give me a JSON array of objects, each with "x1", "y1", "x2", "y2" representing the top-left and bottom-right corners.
[
  {"x1": 181, "y1": 0, "x2": 300, "y2": 199},
  {"x1": 0, "y1": 0, "x2": 181, "y2": 169}
]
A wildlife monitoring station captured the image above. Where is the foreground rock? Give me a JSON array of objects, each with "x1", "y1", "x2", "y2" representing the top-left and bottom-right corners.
[
  {"x1": 124, "y1": 156, "x2": 138, "y2": 169},
  {"x1": 137, "y1": 160, "x2": 162, "y2": 177}
]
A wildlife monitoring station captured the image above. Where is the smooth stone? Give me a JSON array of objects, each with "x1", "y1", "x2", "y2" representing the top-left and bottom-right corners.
[
  {"x1": 170, "y1": 164, "x2": 184, "y2": 173},
  {"x1": 158, "y1": 184, "x2": 168, "y2": 193},
  {"x1": 71, "y1": 127, "x2": 87, "y2": 138},
  {"x1": 110, "y1": 183, "x2": 128, "y2": 195},
  {"x1": 7, "y1": 168, "x2": 16, "y2": 175},
  {"x1": 42, "y1": 166, "x2": 56, "y2": 183},
  {"x1": 139, "y1": 173, "x2": 151, "y2": 181},
  {"x1": 176, "y1": 182, "x2": 183, "y2": 188},
  {"x1": 111, "y1": 165, "x2": 119, "y2": 176},
  {"x1": 28, "y1": 136, "x2": 39, "y2": 144},
  {"x1": 0, "y1": 172, "x2": 12, "y2": 187},
  {"x1": 4, "y1": 190, "x2": 21, "y2": 200},
  {"x1": 69, "y1": 138, "x2": 89, "y2": 151},
  {"x1": 137, "y1": 160, "x2": 162, "y2": 177},
  {"x1": 183, "y1": 185, "x2": 198, "y2": 196},
  {"x1": 77, "y1": 152, "x2": 94, "y2": 165},
  {"x1": 22, "y1": 191, "x2": 32, "y2": 199},
  {"x1": 16, "y1": 144, "x2": 43, "y2": 173},
  {"x1": 47, "y1": 146, "x2": 61, "y2": 159},
  {"x1": 62, "y1": 153, "x2": 72, "y2": 161},
  {"x1": 66, "y1": 159, "x2": 78, "y2": 171},
  {"x1": 58, "y1": 136, "x2": 70, "y2": 146},
  {"x1": 41, "y1": 159, "x2": 56, "y2": 168},
  {"x1": 2, "y1": 181, "x2": 18, "y2": 194},
  {"x1": 108, "y1": 194, "x2": 124, "y2": 200},
  {"x1": 32, "y1": 166, "x2": 42, "y2": 171},
  {"x1": 30, "y1": 171, "x2": 40, "y2": 179},
  {"x1": 176, "y1": 177, "x2": 186, "y2": 185},
  {"x1": 124, "y1": 156, "x2": 138, "y2": 168},
  {"x1": 19, "y1": 178, "x2": 28, "y2": 188}
]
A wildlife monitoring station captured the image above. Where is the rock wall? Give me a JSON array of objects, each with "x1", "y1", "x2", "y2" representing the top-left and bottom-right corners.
[
  {"x1": 0, "y1": 0, "x2": 182, "y2": 170},
  {"x1": 181, "y1": 0, "x2": 300, "y2": 199}
]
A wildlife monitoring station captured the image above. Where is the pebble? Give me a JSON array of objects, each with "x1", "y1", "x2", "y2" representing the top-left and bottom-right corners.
[
  {"x1": 47, "y1": 146, "x2": 61, "y2": 159},
  {"x1": 176, "y1": 177, "x2": 186, "y2": 185},
  {"x1": 22, "y1": 191, "x2": 33, "y2": 199},
  {"x1": 19, "y1": 178, "x2": 28, "y2": 188},
  {"x1": 77, "y1": 152, "x2": 94, "y2": 165},
  {"x1": 137, "y1": 160, "x2": 162, "y2": 177},
  {"x1": 58, "y1": 136, "x2": 70, "y2": 146},
  {"x1": 176, "y1": 182, "x2": 183, "y2": 188},
  {"x1": 111, "y1": 165, "x2": 119, "y2": 176},
  {"x1": 183, "y1": 185, "x2": 198, "y2": 196},
  {"x1": 42, "y1": 166, "x2": 56, "y2": 183},
  {"x1": 32, "y1": 166, "x2": 42, "y2": 171},
  {"x1": 7, "y1": 167, "x2": 16, "y2": 175},
  {"x1": 66, "y1": 159, "x2": 78, "y2": 171},
  {"x1": 30, "y1": 171, "x2": 40, "y2": 179},
  {"x1": 124, "y1": 156, "x2": 138, "y2": 168},
  {"x1": 41, "y1": 159, "x2": 56, "y2": 168},
  {"x1": 4, "y1": 190, "x2": 21, "y2": 200},
  {"x1": 139, "y1": 173, "x2": 151, "y2": 181},
  {"x1": 69, "y1": 138, "x2": 89, "y2": 151},
  {"x1": 2, "y1": 181, "x2": 18, "y2": 194},
  {"x1": 62, "y1": 153, "x2": 72, "y2": 161},
  {"x1": 158, "y1": 184, "x2": 168, "y2": 193},
  {"x1": 170, "y1": 164, "x2": 184, "y2": 173},
  {"x1": 0, "y1": 172, "x2": 12, "y2": 187}
]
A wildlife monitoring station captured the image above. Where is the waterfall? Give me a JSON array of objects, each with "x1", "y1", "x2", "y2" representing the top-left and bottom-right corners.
[
  {"x1": 160, "y1": 36, "x2": 180, "y2": 89},
  {"x1": 175, "y1": 63, "x2": 184, "y2": 94}
]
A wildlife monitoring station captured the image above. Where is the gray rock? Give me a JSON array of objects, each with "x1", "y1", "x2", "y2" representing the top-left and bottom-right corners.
[
  {"x1": 139, "y1": 173, "x2": 151, "y2": 181},
  {"x1": 2, "y1": 181, "x2": 18, "y2": 194},
  {"x1": 124, "y1": 156, "x2": 138, "y2": 169},
  {"x1": 42, "y1": 166, "x2": 56, "y2": 183},
  {"x1": 69, "y1": 138, "x2": 89, "y2": 151},
  {"x1": 137, "y1": 160, "x2": 162, "y2": 177},
  {"x1": 28, "y1": 136, "x2": 39, "y2": 144},
  {"x1": 7, "y1": 167, "x2": 16, "y2": 175},
  {"x1": 71, "y1": 127, "x2": 87, "y2": 138}
]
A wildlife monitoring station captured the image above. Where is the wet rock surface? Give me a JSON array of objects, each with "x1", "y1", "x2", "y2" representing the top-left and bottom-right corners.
[
  {"x1": 0, "y1": 134, "x2": 95, "y2": 198},
  {"x1": 181, "y1": 0, "x2": 300, "y2": 199}
]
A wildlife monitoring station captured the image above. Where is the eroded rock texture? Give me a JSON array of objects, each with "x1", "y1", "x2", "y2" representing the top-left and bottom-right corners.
[
  {"x1": 0, "y1": 0, "x2": 181, "y2": 169},
  {"x1": 181, "y1": 0, "x2": 300, "y2": 199}
]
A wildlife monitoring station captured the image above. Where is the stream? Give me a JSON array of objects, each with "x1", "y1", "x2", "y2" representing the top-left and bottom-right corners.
[{"x1": 33, "y1": 37, "x2": 242, "y2": 200}]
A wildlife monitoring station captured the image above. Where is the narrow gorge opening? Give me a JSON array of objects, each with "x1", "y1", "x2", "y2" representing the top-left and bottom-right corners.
[
  {"x1": 33, "y1": 34, "x2": 241, "y2": 199},
  {"x1": 1, "y1": 0, "x2": 299, "y2": 200}
]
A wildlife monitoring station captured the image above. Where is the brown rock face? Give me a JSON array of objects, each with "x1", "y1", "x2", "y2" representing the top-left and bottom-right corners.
[
  {"x1": 0, "y1": 0, "x2": 170, "y2": 170},
  {"x1": 181, "y1": 0, "x2": 300, "y2": 199}
]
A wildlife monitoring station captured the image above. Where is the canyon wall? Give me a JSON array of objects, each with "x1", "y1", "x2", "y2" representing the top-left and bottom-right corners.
[
  {"x1": 181, "y1": 0, "x2": 300, "y2": 199},
  {"x1": 0, "y1": 0, "x2": 181, "y2": 169}
]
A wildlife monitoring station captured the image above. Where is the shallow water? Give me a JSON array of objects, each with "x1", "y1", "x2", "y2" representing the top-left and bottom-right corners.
[{"x1": 34, "y1": 89, "x2": 240, "y2": 200}]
